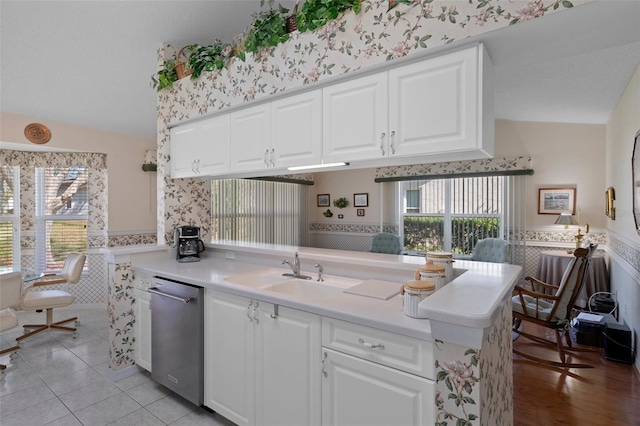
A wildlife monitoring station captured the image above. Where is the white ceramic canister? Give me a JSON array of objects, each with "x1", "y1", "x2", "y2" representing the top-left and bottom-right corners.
[
  {"x1": 426, "y1": 251, "x2": 454, "y2": 283},
  {"x1": 416, "y1": 263, "x2": 447, "y2": 291},
  {"x1": 400, "y1": 280, "x2": 435, "y2": 318}
]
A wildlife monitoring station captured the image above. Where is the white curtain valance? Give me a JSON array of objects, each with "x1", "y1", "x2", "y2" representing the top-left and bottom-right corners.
[
  {"x1": 0, "y1": 150, "x2": 107, "y2": 170},
  {"x1": 374, "y1": 156, "x2": 533, "y2": 182}
]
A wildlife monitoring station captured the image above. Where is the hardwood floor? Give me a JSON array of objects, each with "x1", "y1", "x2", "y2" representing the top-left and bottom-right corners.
[{"x1": 513, "y1": 322, "x2": 640, "y2": 426}]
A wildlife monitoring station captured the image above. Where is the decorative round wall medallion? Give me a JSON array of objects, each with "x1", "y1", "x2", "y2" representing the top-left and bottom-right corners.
[{"x1": 24, "y1": 123, "x2": 52, "y2": 144}]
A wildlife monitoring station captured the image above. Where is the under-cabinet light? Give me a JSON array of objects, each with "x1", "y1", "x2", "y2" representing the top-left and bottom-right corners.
[{"x1": 287, "y1": 162, "x2": 349, "y2": 171}]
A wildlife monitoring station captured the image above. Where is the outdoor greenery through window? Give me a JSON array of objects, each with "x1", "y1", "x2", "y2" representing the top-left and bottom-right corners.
[
  {"x1": 211, "y1": 179, "x2": 308, "y2": 246},
  {"x1": 36, "y1": 167, "x2": 89, "y2": 272},
  {"x1": 0, "y1": 166, "x2": 18, "y2": 271},
  {"x1": 400, "y1": 176, "x2": 503, "y2": 255}
]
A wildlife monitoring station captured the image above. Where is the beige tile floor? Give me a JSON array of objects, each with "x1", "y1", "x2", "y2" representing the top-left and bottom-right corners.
[{"x1": 0, "y1": 308, "x2": 234, "y2": 426}]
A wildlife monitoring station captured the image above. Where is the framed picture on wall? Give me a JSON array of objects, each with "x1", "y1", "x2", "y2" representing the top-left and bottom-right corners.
[
  {"x1": 317, "y1": 194, "x2": 330, "y2": 207},
  {"x1": 357, "y1": 209, "x2": 365, "y2": 217},
  {"x1": 538, "y1": 187, "x2": 576, "y2": 214},
  {"x1": 354, "y1": 193, "x2": 369, "y2": 207}
]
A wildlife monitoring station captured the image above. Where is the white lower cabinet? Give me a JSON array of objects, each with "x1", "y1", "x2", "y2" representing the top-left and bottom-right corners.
[
  {"x1": 321, "y1": 348, "x2": 434, "y2": 426},
  {"x1": 204, "y1": 289, "x2": 321, "y2": 426},
  {"x1": 321, "y1": 317, "x2": 435, "y2": 426},
  {"x1": 133, "y1": 273, "x2": 152, "y2": 372}
]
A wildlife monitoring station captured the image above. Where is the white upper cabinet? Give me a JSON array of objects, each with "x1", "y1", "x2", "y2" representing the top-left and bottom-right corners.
[
  {"x1": 230, "y1": 103, "x2": 272, "y2": 172},
  {"x1": 171, "y1": 43, "x2": 493, "y2": 177},
  {"x1": 322, "y1": 73, "x2": 388, "y2": 163},
  {"x1": 170, "y1": 115, "x2": 230, "y2": 178},
  {"x1": 270, "y1": 90, "x2": 323, "y2": 169},
  {"x1": 388, "y1": 44, "x2": 490, "y2": 158},
  {"x1": 323, "y1": 44, "x2": 493, "y2": 166}
]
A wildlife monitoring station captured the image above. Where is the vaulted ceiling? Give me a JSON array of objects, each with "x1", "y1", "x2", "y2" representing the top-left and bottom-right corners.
[{"x1": 1, "y1": 1, "x2": 638, "y2": 141}]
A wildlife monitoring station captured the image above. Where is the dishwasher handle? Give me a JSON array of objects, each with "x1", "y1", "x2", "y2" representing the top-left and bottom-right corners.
[{"x1": 148, "y1": 287, "x2": 192, "y2": 304}]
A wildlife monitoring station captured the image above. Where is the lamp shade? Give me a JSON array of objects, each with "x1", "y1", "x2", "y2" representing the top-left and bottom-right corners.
[{"x1": 555, "y1": 212, "x2": 578, "y2": 226}]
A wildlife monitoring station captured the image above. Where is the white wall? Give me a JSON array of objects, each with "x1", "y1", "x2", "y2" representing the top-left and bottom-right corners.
[
  {"x1": 605, "y1": 65, "x2": 640, "y2": 371},
  {"x1": 0, "y1": 112, "x2": 157, "y2": 233},
  {"x1": 495, "y1": 120, "x2": 606, "y2": 230}
]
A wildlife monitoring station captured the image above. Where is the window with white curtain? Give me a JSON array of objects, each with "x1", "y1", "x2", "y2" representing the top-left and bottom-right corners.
[
  {"x1": 35, "y1": 167, "x2": 88, "y2": 272},
  {"x1": 400, "y1": 176, "x2": 504, "y2": 255},
  {"x1": 211, "y1": 179, "x2": 308, "y2": 246},
  {"x1": 0, "y1": 165, "x2": 19, "y2": 271}
]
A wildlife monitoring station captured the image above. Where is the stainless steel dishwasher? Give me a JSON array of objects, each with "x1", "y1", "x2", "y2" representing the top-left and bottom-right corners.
[{"x1": 149, "y1": 277, "x2": 204, "y2": 406}]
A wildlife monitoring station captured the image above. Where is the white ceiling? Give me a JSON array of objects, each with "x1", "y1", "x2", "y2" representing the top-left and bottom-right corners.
[{"x1": 1, "y1": 1, "x2": 639, "y2": 141}]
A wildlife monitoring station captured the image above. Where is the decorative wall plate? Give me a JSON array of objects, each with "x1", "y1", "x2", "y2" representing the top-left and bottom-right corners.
[{"x1": 24, "y1": 123, "x2": 51, "y2": 144}]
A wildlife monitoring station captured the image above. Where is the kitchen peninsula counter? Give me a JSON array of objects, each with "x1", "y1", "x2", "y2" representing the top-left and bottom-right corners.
[{"x1": 117, "y1": 243, "x2": 521, "y2": 345}]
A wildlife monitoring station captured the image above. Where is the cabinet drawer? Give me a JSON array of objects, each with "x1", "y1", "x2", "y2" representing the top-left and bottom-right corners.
[{"x1": 322, "y1": 318, "x2": 434, "y2": 379}]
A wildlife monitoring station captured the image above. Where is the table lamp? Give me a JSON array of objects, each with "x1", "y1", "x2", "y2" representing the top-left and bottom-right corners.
[{"x1": 555, "y1": 211, "x2": 589, "y2": 250}]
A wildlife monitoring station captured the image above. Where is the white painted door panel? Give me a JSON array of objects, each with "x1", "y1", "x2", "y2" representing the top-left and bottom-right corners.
[
  {"x1": 389, "y1": 46, "x2": 478, "y2": 156},
  {"x1": 170, "y1": 123, "x2": 198, "y2": 178},
  {"x1": 322, "y1": 73, "x2": 388, "y2": 163},
  {"x1": 198, "y1": 115, "x2": 231, "y2": 175},
  {"x1": 271, "y1": 91, "x2": 322, "y2": 168},
  {"x1": 321, "y1": 348, "x2": 434, "y2": 426},
  {"x1": 230, "y1": 104, "x2": 272, "y2": 172}
]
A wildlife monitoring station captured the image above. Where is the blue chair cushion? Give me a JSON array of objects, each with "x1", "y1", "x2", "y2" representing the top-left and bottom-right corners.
[
  {"x1": 471, "y1": 238, "x2": 510, "y2": 263},
  {"x1": 369, "y1": 233, "x2": 402, "y2": 254}
]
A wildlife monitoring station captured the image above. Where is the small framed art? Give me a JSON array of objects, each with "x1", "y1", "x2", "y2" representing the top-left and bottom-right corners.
[
  {"x1": 317, "y1": 194, "x2": 330, "y2": 207},
  {"x1": 357, "y1": 209, "x2": 365, "y2": 217},
  {"x1": 354, "y1": 193, "x2": 369, "y2": 207},
  {"x1": 538, "y1": 188, "x2": 576, "y2": 215}
]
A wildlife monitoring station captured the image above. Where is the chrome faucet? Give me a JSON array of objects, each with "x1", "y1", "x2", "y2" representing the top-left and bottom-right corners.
[
  {"x1": 282, "y1": 252, "x2": 312, "y2": 280},
  {"x1": 315, "y1": 263, "x2": 324, "y2": 282}
]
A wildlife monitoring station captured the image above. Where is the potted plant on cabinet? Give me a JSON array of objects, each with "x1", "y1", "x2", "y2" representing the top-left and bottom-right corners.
[
  {"x1": 296, "y1": 0, "x2": 362, "y2": 33},
  {"x1": 187, "y1": 41, "x2": 235, "y2": 78},
  {"x1": 150, "y1": 59, "x2": 178, "y2": 91},
  {"x1": 244, "y1": 0, "x2": 291, "y2": 54}
]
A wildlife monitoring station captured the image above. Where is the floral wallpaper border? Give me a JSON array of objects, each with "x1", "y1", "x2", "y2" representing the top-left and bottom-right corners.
[{"x1": 375, "y1": 156, "x2": 532, "y2": 180}]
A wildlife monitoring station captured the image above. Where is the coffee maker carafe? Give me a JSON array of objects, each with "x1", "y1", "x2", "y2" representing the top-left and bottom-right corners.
[{"x1": 175, "y1": 226, "x2": 205, "y2": 262}]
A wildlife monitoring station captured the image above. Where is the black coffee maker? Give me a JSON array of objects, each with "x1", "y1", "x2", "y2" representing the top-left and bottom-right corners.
[{"x1": 175, "y1": 226, "x2": 205, "y2": 262}]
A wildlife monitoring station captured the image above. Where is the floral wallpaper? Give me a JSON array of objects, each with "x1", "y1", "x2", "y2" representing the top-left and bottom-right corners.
[
  {"x1": 434, "y1": 300, "x2": 512, "y2": 425},
  {"x1": 107, "y1": 261, "x2": 135, "y2": 369}
]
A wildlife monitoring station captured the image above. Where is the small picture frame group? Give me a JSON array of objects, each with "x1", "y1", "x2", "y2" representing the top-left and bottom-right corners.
[
  {"x1": 354, "y1": 193, "x2": 368, "y2": 207},
  {"x1": 317, "y1": 194, "x2": 330, "y2": 207}
]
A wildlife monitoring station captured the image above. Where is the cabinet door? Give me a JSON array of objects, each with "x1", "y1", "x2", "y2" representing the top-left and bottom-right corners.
[
  {"x1": 230, "y1": 103, "x2": 272, "y2": 172},
  {"x1": 321, "y1": 348, "x2": 434, "y2": 426},
  {"x1": 198, "y1": 115, "x2": 231, "y2": 175},
  {"x1": 134, "y1": 285, "x2": 152, "y2": 372},
  {"x1": 271, "y1": 91, "x2": 322, "y2": 168},
  {"x1": 204, "y1": 290, "x2": 255, "y2": 426},
  {"x1": 170, "y1": 122, "x2": 199, "y2": 178},
  {"x1": 322, "y1": 73, "x2": 388, "y2": 163},
  {"x1": 389, "y1": 46, "x2": 479, "y2": 157},
  {"x1": 255, "y1": 303, "x2": 321, "y2": 426}
]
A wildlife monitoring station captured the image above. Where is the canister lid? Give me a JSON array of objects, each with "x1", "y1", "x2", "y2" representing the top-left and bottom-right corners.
[
  {"x1": 402, "y1": 279, "x2": 435, "y2": 292},
  {"x1": 426, "y1": 251, "x2": 453, "y2": 259},
  {"x1": 417, "y1": 264, "x2": 446, "y2": 273}
]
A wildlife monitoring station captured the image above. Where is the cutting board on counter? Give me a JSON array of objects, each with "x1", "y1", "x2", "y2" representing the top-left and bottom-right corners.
[{"x1": 343, "y1": 280, "x2": 401, "y2": 300}]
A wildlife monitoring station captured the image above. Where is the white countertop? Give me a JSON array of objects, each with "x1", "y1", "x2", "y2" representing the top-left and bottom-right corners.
[{"x1": 126, "y1": 245, "x2": 521, "y2": 346}]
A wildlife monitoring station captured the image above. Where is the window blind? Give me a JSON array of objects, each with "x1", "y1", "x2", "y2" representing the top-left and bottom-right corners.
[
  {"x1": 35, "y1": 167, "x2": 88, "y2": 272},
  {"x1": 212, "y1": 179, "x2": 308, "y2": 246},
  {"x1": 0, "y1": 166, "x2": 19, "y2": 271}
]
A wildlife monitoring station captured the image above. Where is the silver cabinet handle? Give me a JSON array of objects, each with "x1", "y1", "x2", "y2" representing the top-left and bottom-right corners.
[
  {"x1": 247, "y1": 300, "x2": 254, "y2": 322},
  {"x1": 269, "y1": 148, "x2": 275, "y2": 167},
  {"x1": 148, "y1": 288, "x2": 191, "y2": 304},
  {"x1": 263, "y1": 149, "x2": 269, "y2": 167},
  {"x1": 390, "y1": 131, "x2": 396, "y2": 155},
  {"x1": 380, "y1": 132, "x2": 386, "y2": 156},
  {"x1": 253, "y1": 300, "x2": 260, "y2": 324},
  {"x1": 321, "y1": 351, "x2": 328, "y2": 378},
  {"x1": 269, "y1": 304, "x2": 279, "y2": 319},
  {"x1": 358, "y1": 338, "x2": 385, "y2": 350}
]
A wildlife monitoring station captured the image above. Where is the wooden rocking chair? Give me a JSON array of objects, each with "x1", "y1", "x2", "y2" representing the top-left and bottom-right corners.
[{"x1": 512, "y1": 244, "x2": 597, "y2": 368}]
